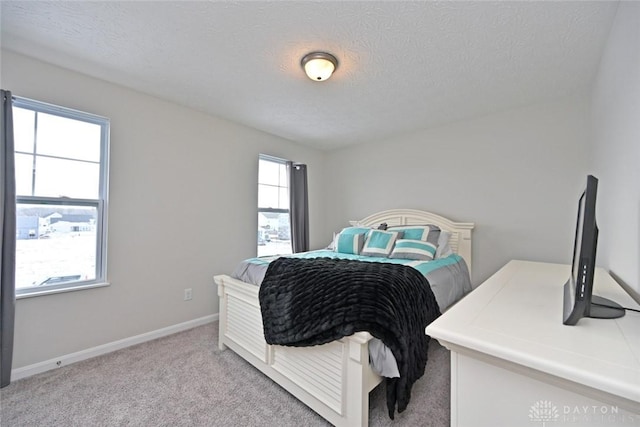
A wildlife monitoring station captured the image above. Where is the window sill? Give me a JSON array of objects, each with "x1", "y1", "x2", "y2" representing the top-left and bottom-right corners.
[{"x1": 16, "y1": 282, "x2": 111, "y2": 300}]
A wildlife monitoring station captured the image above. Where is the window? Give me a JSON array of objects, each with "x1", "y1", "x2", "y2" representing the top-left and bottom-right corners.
[
  {"x1": 258, "y1": 155, "x2": 291, "y2": 257},
  {"x1": 13, "y1": 97, "x2": 109, "y2": 296}
]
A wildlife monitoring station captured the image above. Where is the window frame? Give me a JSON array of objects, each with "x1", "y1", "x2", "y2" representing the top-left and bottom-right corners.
[
  {"x1": 257, "y1": 154, "x2": 291, "y2": 256},
  {"x1": 13, "y1": 96, "x2": 110, "y2": 298}
]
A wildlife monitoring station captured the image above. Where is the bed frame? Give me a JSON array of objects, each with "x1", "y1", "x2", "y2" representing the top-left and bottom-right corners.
[{"x1": 214, "y1": 209, "x2": 474, "y2": 426}]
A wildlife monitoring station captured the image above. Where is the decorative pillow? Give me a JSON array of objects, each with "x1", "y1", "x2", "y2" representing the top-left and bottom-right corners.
[
  {"x1": 334, "y1": 227, "x2": 370, "y2": 254},
  {"x1": 389, "y1": 239, "x2": 437, "y2": 261},
  {"x1": 361, "y1": 229, "x2": 401, "y2": 257},
  {"x1": 388, "y1": 225, "x2": 440, "y2": 246},
  {"x1": 337, "y1": 226, "x2": 371, "y2": 236},
  {"x1": 426, "y1": 226, "x2": 441, "y2": 247}
]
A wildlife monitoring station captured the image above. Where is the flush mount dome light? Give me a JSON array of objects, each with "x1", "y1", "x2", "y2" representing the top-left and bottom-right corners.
[{"x1": 301, "y1": 52, "x2": 338, "y2": 81}]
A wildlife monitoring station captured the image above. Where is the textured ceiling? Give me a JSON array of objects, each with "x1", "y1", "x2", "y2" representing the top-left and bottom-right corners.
[{"x1": 0, "y1": 1, "x2": 618, "y2": 150}]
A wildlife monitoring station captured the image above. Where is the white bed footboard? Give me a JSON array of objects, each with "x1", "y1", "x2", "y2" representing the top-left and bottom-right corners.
[{"x1": 215, "y1": 274, "x2": 382, "y2": 427}]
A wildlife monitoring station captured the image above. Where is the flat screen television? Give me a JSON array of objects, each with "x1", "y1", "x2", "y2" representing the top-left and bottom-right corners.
[{"x1": 562, "y1": 175, "x2": 625, "y2": 325}]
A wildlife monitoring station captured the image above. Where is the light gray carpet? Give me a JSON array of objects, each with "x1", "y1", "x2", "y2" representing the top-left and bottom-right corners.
[{"x1": 0, "y1": 322, "x2": 450, "y2": 426}]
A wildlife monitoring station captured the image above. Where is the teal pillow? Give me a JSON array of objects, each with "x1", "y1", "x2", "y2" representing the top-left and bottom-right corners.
[
  {"x1": 388, "y1": 225, "x2": 440, "y2": 246},
  {"x1": 389, "y1": 239, "x2": 437, "y2": 261},
  {"x1": 361, "y1": 229, "x2": 400, "y2": 257},
  {"x1": 339, "y1": 227, "x2": 371, "y2": 235},
  {"x1": 335, "y1": 227, "x2": 369, "y2": 254}
]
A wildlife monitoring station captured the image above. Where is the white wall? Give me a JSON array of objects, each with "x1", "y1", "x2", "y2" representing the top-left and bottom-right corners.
[
  {"x1": 5, "y1": 5, "x2": 638, "y2": 369},
  {"x1": 590, "y1": 1, "x2": 640, "y2": 295},
  {"x1": 1, "y1": 50, "x2": 326, "y2": 368},
  {"x1": 324, "y1": 96, "x2": 591, "y2": 285}
]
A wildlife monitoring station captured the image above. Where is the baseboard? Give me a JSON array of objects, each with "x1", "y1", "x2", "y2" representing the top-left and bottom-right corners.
[{"x1": 11, "y1": 314, "x2": 218, "y2": 381}]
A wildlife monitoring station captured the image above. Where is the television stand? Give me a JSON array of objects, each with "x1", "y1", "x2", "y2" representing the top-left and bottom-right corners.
[
  {"x1": 589, "y1": 295, "x2": 626, "y2": 319},
  {"x1": 426, "y1": 260, "x2": 640, "y2": 426}
]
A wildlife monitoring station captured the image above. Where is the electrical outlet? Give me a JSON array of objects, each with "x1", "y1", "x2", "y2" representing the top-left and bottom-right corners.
[{"x1": 184, "y1": 288, "x2": 192, "y2": 301}]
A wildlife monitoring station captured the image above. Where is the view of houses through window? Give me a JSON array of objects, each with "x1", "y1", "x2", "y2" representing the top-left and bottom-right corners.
[
  {"x1": 13, "y1": 97, "x2": 109, "y2": 294},
  {"x1": 258, "y1": 156, "x2": 292, "y2": 257},
  {"x1": 16, "y1": 204, "x2": 98, "y2": 288}
]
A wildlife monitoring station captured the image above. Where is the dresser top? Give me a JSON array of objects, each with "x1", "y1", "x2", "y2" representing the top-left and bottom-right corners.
[{"x1": 426, "y1": 260, "x2": 640, "y2": 404}]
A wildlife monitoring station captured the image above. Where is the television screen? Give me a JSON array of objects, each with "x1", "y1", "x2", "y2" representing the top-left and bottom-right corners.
[
  {"x1": 571, "y1": 190, "x2": 587, "y2": 300},
  {"x1": 562, "y1": 175, "x2": 625, "y2": 325}
]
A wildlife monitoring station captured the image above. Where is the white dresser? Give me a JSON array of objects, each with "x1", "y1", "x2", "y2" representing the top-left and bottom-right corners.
[{"x1": 426, "y1": 260, "x2": 640, "y2": 427}]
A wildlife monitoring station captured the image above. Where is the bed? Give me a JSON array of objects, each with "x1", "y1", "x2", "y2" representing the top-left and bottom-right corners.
[{"x1": 214, "y1": 209, "x2": 474, "y2": 426}]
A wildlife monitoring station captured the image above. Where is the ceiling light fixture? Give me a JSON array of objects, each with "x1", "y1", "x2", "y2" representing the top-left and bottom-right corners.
[{"x1": 301, "y1": 52, "x2": 338, "y2": 82}]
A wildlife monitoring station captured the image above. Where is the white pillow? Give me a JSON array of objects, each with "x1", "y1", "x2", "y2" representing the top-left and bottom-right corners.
[
  {"x1": 435, "y1": 230, "x2": 453, "y2": 258},
  {"x1": 326, "y1": 232, "x2": 338, "y2": 250}
]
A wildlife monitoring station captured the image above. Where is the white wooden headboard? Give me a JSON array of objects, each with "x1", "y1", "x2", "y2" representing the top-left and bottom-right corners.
[{"x1": 351, "y1": 208, "x2": 475, "y2": 274}]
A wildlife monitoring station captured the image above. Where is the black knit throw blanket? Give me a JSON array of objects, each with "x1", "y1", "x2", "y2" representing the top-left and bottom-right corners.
[{"x1": 258, "y1": 257, "x2": 441, "y2": 419}]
